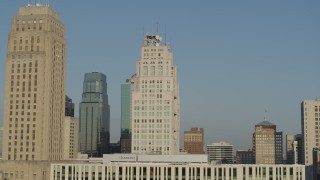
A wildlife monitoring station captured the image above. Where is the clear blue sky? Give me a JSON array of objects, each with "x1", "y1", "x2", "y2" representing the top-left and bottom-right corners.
[{"x1": 1, "y1": 0, "x2": 320, "y2": 150}]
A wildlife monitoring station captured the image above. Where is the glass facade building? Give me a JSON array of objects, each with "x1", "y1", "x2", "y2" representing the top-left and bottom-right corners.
[
  {"x1": 120, "y1": 80, "x2": 131, "y2": 153},
  {"x1": 79, "y1": 72, "x2": 110, "y2": 157}
]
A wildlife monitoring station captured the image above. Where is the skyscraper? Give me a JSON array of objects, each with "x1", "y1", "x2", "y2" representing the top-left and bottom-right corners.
[
  {"x1": 120, "y1": 80, "x2": 132, "y2": 153},
  {"x1": 79, "y1": 72, "x2": 110, "y2": 157},
  {"x1": 301, "y1": 99, "x2": 320, "y2": 165},
  {"x1": 2, "y1": 4, "x2": 66, "y2": 160},
  {"x1": 130, "y1": 34, "x2": 180, "y2": 155},
  {"x1": 184, "y1": 127, "x2": 204, "y2": 154},
  {"x1": 252, "y1": 121, "x2": 283, "y2": 164}
]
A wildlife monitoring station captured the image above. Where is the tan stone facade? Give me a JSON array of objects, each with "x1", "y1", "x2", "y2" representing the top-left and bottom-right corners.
[
  {"x1": 2, "y1": 5, "x2": 66, "y2": 161},
  {"x1": 184, "y1": 127, "x2": 204, "y2": 154},
  {"x1": 0, "y1": 160, "x2": 51, "y2": 180},
  {"x1": 63, "y1": 117, "x2": 78, "y2": 160}
]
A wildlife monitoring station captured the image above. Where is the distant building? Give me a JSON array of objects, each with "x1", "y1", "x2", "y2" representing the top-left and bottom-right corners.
[
  {"x1": 65, "y1": 95, "x2": 74, "y2": 117},
  {"x1": 109, "y1": 141, "x2": 121, "y2": 154},
  {"x1": 295, "y1": 134, "x2": 303, "y2": 164},
  {"x1": 63, "y1": 116, "x2": 78, "y2": 159},
  {"x1": 301, "y1": 99, "x2": 320, "y2": 165},
  {"x1": 313, "y1": 147, "x2": 320, "y2": 179},
  {"x1": 120, "y1": 80, "x2": 131, "y2": 153},
  {"x1": 79, "y1": 72, "x2": 110, "y2": 157},
  {"x1": 286, "y1": 134, "x2": 295, "y2": 164},
  {"x1": 287, "y1": 134, "x2": 303, "y2": 164},
  {"x1": 236, "y1": 149, "x2": 253, "y2": 164},
  {"x1": 207, "y1": 141, "x2": 233, "y2": 163},
  {"x1": 252, "y1": 121, "x2": 283, "y2": 164},
  {"x1": 184, "y1": 127, "x2": 204, "y2": 154}
]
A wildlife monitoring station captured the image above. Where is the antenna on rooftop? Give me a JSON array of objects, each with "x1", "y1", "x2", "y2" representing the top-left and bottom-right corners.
[
  {"x1": 156, "y1": 22, "x2": 159, "y2": 34},
  {"x1": 264, "y1": 109, "x2": 268, "y2": 121},
  {"x1": 164, "y1": 25, "x2": 167, "y2": 45}
]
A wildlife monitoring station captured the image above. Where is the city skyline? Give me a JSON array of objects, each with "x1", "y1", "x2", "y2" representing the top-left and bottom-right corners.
[{"x1": 0, "y1": 1, "x2": 320, "y2": 150}]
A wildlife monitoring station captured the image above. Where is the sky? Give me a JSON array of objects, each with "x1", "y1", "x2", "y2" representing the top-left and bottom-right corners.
[{"x1": 0, "y1": 0, "x2": 320, "y2": 151}]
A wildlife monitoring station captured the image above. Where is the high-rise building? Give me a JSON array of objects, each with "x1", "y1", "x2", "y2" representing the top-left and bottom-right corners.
[
  {"x1": 207, "y1": 141, "x2": 233, "y2": 163},
  {"x1": 63, "y1": 116, "x2": 78, "y2": 159},
  {"x1": 252, "y1": 121, "x2": 283, "y2": 164},
  {"x1": 79, "y1": 72, "x2": 110, "y2": 157},
  {"x1": 65, "y1": 95, "x2": 74, "y2": 117},
  {"x1": 130, "y1": 34, "x2": 180, "y2": 155},
  {"x1": 2, "y1": 4, "x2": 66, "y2": 160},
  {"x1": 120, "y1": 80, "x2": 131, "y2": 153},
  {"x1": 184, "y1": 127, "x2": 204, "y2": 154},
  {"x1": 301, "y1": 99, "x2": 320, "y2": 165}
]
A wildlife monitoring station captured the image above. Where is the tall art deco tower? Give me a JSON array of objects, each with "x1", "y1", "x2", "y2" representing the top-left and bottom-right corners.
[
  {"x1": 130, "y1": 34, "x2": 180, "y2": 155},
  {"x1": 2, "y1": 4, "x2": 66, "y2": 160}
]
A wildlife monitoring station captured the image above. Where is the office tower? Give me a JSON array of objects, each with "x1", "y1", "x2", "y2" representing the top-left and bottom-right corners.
[
  {"x1": 2, "y1": 4, "x2": 66, "y2": 160},
  {"x1": 79, "y1": 72, "x2": 110, "y2": 157},
  {"x1": 236, "y1": 149, "x2": 253, "y2": 164},
  {"x1": 252, "y1": 121, "x2": 283, "y2": 164},
  {"x1": 130, "y1": 34, "x2": 180, "y2": 155},
  {"x1": 65, "y1": 95, "x2": 74, "y2": 117},
  {"x1": 313, "y1": 147, "x2": 320, "y2": 179},
  {"x1": 301, "y1": 99, "x2": 320, "y2": 165},
  {"x1": 207, "y1": 141, "x2": 234, "y2": 163},
  {"x1": 63, "y1": 116, "x2": 78, "y2": 159},
  {"x1": 120, "y1": 80, "x2": 131, "y2": 153},
  {"x1": 184, "y1": 127, "x2": 204, "y2": 154}
]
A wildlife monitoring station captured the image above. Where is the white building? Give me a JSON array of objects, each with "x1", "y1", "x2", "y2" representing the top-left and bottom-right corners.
[
  {"x1": 301, "y1": 99, "x2": 320, "y2": 165},
  {"x1": 207, "y1": 142, "x2": 233, "y2": 163},
  {"x1": 50, "y1": 154, "x2": 308, "y2": 180},
  {"x1": 130, "y1": 34, "x2": 180, "y2": 155}
]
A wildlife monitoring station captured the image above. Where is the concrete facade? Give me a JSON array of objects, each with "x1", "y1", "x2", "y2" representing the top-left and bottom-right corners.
[
  {"x1": 2, "y1": 5, "x2": 66, "y2": 161},
  {"x1": 301, "y1": 99, "x2": 320, "y2": 165},
  {"x1": 51, "y1": 162, "x2": 307, "y2": 180},
  {"x1": 130, "y1": 34, "x2": 180, "y2": 155},
  {"x1": 63, "y1": 116, "x2": 78, "y2": 160},
  {"x1": 0, "y1": 160, "x2": 51, "y2": 180}
]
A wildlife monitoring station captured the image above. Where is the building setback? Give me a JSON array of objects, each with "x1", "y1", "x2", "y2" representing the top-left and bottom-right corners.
[
  {"x1": 184, "y1": 127, "x2": 204, "y2": 154},
  {"x1": 79, "y1": 72, "x2": 110, "y2": 157},
  {"x1": 2, "y1": 4, "x2": 66, "y2": 160},
  {"x1": 130, "y1": 34, "x2": 180, "y2": 155}
]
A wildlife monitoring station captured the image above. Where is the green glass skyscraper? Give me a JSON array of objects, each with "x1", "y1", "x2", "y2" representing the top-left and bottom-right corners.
[{"x1": 120, "y1": 80, "x2": 131, "y2": 153}]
